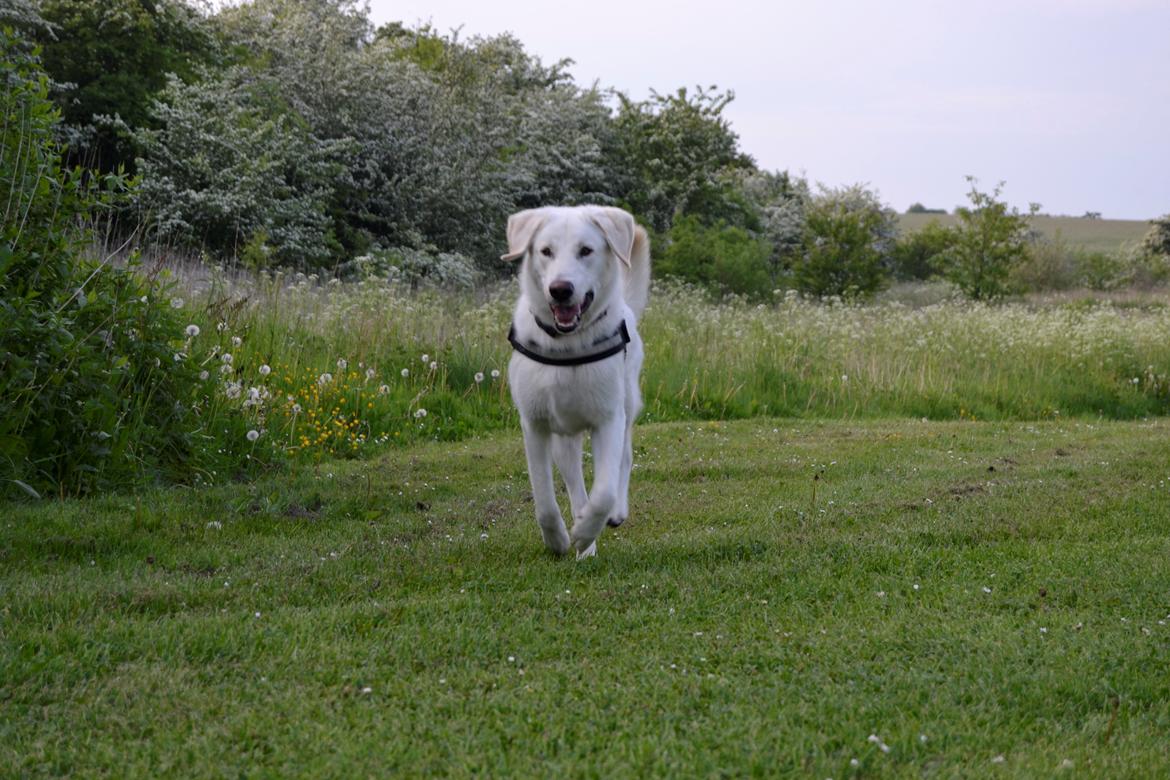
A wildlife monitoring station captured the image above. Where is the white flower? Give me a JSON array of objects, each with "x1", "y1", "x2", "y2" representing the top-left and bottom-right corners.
[
  {"x1": 421, "y1": 354, "x2": 430, "y2": 364},
  {"x1": 170, "y1": 297, "x2": 184, "y2": 309},
  {"x1": 221, "y1": 353, "x2": 233, "y2": 364},
  {"x1": 173, "y1": 353, "x2": 184, "y2": 362},
  {"x1": 246, "y1": 429, "x2": 260, "y2": 442},
  {"x1": 429, "y1": 361, "x2": 437, "y2": 371},
  {"x1": 317, "y1": 372, "x2": 333, "y2": 386},
  {"x1": 259, "y1": 364, "x2": 271, "y2": 376},
  {"x1": 216, "y1": 321, "x2": 227, "y2": 332},
  {"x1": 219, "y1": 364, "x2": 234, "y2": 375},
  {"x1": 414, "y1": 408, "x2": 427, "y2": 419},
  {"x1": 365, "y1": 367, "x2": 376, "y2": 380},
  {"x1": 491, "y1": 369, "x2": 500, "y2": 379},
  {"x1": 232, "y1": 336, "x2": 242, "y2": 347},
  {"x1": 379, "y1": 384, "x2": 390, "y2": 395},
  {"x1": 474, "y1": 372, "x2": 484, "y2": 384},
  {"x1": 224, "y1": 382, "x2": 242, "y2": 399},
  {"x1": 291, "y1": 403, "x2": 302, "y2": 414},
  {"x1": 400, "y1": 368, "x2": 409, "y2": 378},
  {"x1": 337, "y1": 358, "x2": 348, "y2": 371},
  {"x1": 185, "y1": 324, "x2": 200, "y2": 338},
  {"x1": 199, "y1": 370, "x2": 210, "y2": 381}
]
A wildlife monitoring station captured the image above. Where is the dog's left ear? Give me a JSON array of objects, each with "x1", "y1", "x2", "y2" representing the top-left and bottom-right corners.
[
  {"x1": 501, "y1": 209, "x2": 547, "y2": 262},
  {"x1": 588, "y1": 207, "x2": 636, "y2": 267}
]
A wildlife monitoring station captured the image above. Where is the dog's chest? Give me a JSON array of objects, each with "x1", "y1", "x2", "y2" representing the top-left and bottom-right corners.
[{"x1": 509, "y1": 357, "x2": 626, "y2": 434}]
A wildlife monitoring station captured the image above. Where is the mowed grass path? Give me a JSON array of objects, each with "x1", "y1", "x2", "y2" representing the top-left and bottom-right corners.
[{"x1": 3, "y1": 419, "x2": 1169, "y2": 777}]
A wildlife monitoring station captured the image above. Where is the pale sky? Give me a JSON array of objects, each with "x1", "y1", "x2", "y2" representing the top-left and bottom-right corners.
[{"x1": 368, "y1": 0, "x2": 1170, "y2": 219}]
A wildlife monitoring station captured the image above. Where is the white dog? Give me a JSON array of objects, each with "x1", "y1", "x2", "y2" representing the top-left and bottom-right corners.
[{"x1": 502, "y1": 206, "x2": 651, "y2": 559}]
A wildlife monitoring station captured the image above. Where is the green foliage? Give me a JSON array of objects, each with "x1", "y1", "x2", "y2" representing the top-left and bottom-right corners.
[
  {"x1": 939, "y1": 178, "x2": 1038, "y2": 301},
  {"x1": 32, "y1": 0, "x2": 218, "y2": 171},
  {"x1": 891, "y1": 220, "x2": 955, "y2": 280},
  {"x1": 612, "y1": 86, "x2": 754, "y2": 233},
  {"x1": 792, "y1": 185, "x2": 896, "y2": 298},
  {"x1": 656, "y1": 216, "x2": 773, "y2": 298},
  {"x1": 0, "y1": 31, "x2": 198, "y2": 497},
  {"x1": 906, "y1": 202, "x2": 946, "y2": 214},
  {"x1": 1142, "y1": 214, "x2": 1170, "y2": 259}
]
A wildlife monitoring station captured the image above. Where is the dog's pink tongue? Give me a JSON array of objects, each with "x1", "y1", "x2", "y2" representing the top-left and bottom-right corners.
[{"x1": 553, "y1": 303, "x2": 580, "y2": 326}]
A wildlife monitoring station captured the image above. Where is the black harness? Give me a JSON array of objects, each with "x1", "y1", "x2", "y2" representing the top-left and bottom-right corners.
[{"x1": 508, "y1": 315, "x2": 631, "y2": 367}]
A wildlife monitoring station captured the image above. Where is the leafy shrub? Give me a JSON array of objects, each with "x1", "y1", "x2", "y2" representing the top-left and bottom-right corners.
[
  {"x1": 656, "y1": 216, "x2": 773, "y2": 299},
  {"x1": 938, "y1": 178, "x2": 1037, "y2": 301},
  {"x1": 0, "y1": 32, "x2": 200, "y2": 497},
  {"x1": 340, "y1": 246, "x2": 480, "y2": 290},
  {"x1": 792, "y1": 185, "x2": 896, "y2": 298},
  {"x1": 1142, "y1": 215, "x2": 1170, "y2": 259},
  {"x1": 891, "y1": 220, "x2": 955, "y2": 280}
]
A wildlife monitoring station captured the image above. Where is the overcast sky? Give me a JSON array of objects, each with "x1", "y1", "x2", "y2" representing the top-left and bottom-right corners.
[{"x1": 368, "y1": 0, "x2": 1169, "y2": 219}]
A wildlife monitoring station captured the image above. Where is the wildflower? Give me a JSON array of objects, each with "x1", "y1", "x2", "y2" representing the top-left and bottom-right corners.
[
  {"x1": 379, "y1": 384, "x2": 390, "y2": 395},
  {"x1": 219, "y1": 364, "x2": 234, "y2": 375},
  {"x1": 259, "y1": 364, "x2": 271, "y2": 376},
  {"x1": 199, "y1": 370, "x2": 210, "y2": 381},
  {"x1": 318, "y1": 372, "x2": 333, "y2": 386},
  {"x1": 365, "y1": 367, "x2": 375, "y2": 380},
  {"x1": 170, "y1": 297, "x2": 184, "y2": 309},
  {"x1": 224, "y1": 382, "x2": 242, "y2": 399},
  {"x1": 429, "y1": 361, "x2": 437, "y2": 371},
  {"x1": 185, "y1": 324, "x2": 200, "y2": 338},
  {"x1": 232, "y1": 336, "x2": 242, "y2": 347},
  {"x1": 414, "y1": 408, "x2": 428, "y2": 419},
  {"x1": 491, "y1": 369, "x2": 500, "y2": 379},
  {"x1": 337, "y1": 358, "x2": 348, "y2": 370},
  {"x1": 216, "y1": 321, "x2": 227, "y2": 332},
  {"x1": 474, "y1": 372, "x2": 484, "y2": 384},
  {"x1": 292, "y1": 403, "x2": 302, "y2": 414},
  {"x1": 401, "y1": 368, "x2": 409, "y2": 378},
  {"x1": 246, "y1": 429, "x2": 260, "y2": 442},
  {"x1": 221, "y1": 353, "x2": 233, "y2": 364},
  {"x1": 173, "y1": 353, "x2": 184, "y2": 362},
  {"x1": 421, "y1": 354, "x2": 430, "y2": 364}
]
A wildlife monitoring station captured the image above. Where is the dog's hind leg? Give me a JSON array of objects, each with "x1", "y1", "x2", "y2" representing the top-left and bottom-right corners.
[
  {"x1": 551, "y1": 433, "x2": 588, "y2": 525},
  {"x1": 521, "y1": 420, "x2": 571, "y2": 555},
  {"x1": 608, "y1": 421, "x2": 635, "y2": 528},
  {"x1": 570, "y1": 413, "x2": 625, "y2": 555}
]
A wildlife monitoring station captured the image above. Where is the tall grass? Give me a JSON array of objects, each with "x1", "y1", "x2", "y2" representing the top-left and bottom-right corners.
[{"x1": 168, "y1": 267, "x2": 1170, "y2": 485}]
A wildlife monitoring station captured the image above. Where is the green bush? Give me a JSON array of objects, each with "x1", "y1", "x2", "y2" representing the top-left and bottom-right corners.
[
  {"x1": 891, "y1": 220, "x2": 955, "y2": 280},
  {"x1": 938, "y1": 179, "x2": 1037, "y2": 301},
  {"x1": 792, "y1": 185, "x2": 896, "y2": 298},
  {"x1": 0, "y1": 30, "x2": 201, "y2": 497},
  {"x1": 656, "y1": 215, "x2": 773, "y2": 299}
]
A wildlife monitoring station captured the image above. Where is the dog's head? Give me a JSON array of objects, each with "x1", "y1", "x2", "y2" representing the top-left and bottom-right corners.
[{"x1": 501, "y1": 206, "x2": 636, "y2": 334}]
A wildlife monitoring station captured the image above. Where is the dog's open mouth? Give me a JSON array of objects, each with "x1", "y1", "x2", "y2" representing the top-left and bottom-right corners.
[{"x1": 550, "y1": 289, "x2": 594, "y2": 333}]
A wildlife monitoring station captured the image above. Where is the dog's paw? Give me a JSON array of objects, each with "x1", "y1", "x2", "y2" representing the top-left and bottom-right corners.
[
  {"x1": 606, "y1": 515, "x2": 626, "y2": 528},
  {"x1": 575, "y1": 540, "x2": 597, "y2": 560},
  {"x1": 541, "y1": 526, "x2": 571, "y2": 556}
]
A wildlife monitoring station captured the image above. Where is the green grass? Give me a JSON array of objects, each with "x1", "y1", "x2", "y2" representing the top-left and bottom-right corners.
[
  {"x1": 4, "y1": 418, "x2": 1169, "y2": 776},
  {"x1": 899, "y1": 213, "x2": 1150, "y2": 253}
]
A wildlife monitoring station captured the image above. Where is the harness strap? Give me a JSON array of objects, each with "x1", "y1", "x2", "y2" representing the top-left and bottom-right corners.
[{"x1": 508, "y1": 320, "x2": 630, "y2": 367}]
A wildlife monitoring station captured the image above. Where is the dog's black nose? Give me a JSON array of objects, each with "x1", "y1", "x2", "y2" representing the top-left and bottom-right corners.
[{"x1": 548, "y1": 280, "x2": 574, "y2": 302}]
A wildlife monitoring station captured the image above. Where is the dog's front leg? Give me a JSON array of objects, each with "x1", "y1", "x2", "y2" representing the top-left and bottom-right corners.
[
  {"x1": 521, "y1": 420, "x2": 571, "y2": 555},
  {"x1": 569, "y1": 412, "x2": 625, "y2": 555}
]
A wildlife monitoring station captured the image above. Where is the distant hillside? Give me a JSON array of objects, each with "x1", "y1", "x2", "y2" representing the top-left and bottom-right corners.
[{"x1": 899, "y1": 213, "x2": 1150, "y2": 252}]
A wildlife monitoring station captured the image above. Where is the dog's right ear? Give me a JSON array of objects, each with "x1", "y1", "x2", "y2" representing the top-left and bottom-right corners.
[{"x1": 501, "y1": 209, "x2": 546, "y2": 262}]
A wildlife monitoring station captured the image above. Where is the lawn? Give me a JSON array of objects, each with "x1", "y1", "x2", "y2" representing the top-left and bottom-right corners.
[{"x1": 3, "y1": 418, "x2": 1169, "y2": 777}]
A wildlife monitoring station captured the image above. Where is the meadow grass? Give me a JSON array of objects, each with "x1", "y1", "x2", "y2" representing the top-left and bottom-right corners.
[
  {"x1": 3, "y1": 417, "x2": 1169, "y2": 776},
  {"x1": 898, "y1": 213, "x2": 1150, "y2": 253},
  {"x1": 166, "y1": 268, "x2": 1170, "y2": 486}
]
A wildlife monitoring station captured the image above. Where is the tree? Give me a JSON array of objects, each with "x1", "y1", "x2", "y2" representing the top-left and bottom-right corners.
[
  {"x1": 1142, "y1": 214, "x2": 1170, "y2": 259},
  {"x1": 32, "y1": 0, "x2": 218, "y2": 172},
  {"x1": 791, "y1": 185, "x2": 897, "y2": 298},
  {"x1": 610, "y1": 86, "x2": 754, "y2": 233},
  {"x1": 891, "y1": 220, "x2": 956, "y2": 280},
  {"x1": 656, "y1": 215, "x2": 772, "y2": 298},
  {"x1": 938, "y1": 178, "x2": 1038, "y2": 300}
]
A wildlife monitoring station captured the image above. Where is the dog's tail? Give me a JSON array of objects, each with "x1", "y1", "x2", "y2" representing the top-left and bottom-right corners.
[{"x1": 621, "y1": 225, "x2": 651, "y2": 319}]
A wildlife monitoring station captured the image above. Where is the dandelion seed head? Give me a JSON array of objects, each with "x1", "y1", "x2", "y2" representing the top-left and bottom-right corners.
[
  {"x1": 490, "y1": 369, "x2": 500, "y2": 379},
  {"x1": 246, "y1": 429, "x2": 260, "y2": 442},
  {"x1": 185, "y1": 324, "x2": 200, "y2": 338},
  {"x1": 474, "y1": 372, "x2": 484, "y2": 384},
  {"x1": 414, "y1": 408, "x2": 427, "y2": 419},
  {"x1": 400, "y1": 368, "x2": 409, "y2": 378},
  {"x1": 259, "y1": 364, "x2": 271, "y2": 376},
  {"x1": 170, "y1": 297, "x2": 184, "y2": 309}
]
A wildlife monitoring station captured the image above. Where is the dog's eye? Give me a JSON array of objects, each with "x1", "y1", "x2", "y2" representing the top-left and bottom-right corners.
[
  {"x1": 540, "y1": 247, "x2": 552, "y2": 257},
  {"x1": 579, "y1": 246, "x2": 593, "y2": 257}
]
